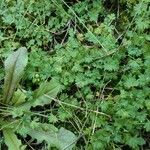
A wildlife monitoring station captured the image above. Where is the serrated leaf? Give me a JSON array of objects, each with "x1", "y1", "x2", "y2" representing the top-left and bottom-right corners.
[
  {"x1": 11, "y1": 89, "x2": 26, "y2": 106},
  {"x1": 3, "y1": 128, "x2": 26, "y2": 150},
  {"x1": 124, "y1": 76, "x2": 139, "y2": 88},
  {"x1": 26, "y1": 127, "x2": 77, "y2": 150},
  {"x1": 125, "y1": 135, "x2": 145, "y2": 148},
  {"x1": 3, "y1": 47, "x2": 28, "y2": 104},
  {"x1": 144, "y1": 121, "x2": 150, "y2": 132}
]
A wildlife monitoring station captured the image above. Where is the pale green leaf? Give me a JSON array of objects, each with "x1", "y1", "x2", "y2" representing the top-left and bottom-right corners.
[
  {"x1": 11, "y1": 89, "x2": 26, "y2": 106},
  {"x1": 26, "y1": 127, "x2": 77, "y2": 150},
  {"x1": 16, "y1": 79, "x2": 60, "y2": 112},
  {"x1": 32, "y1": 79, "x2": 60, "y2": 107},
  {"x1": 58, "y1": 127, "x2": 77, "y2": 150},
  {"x1": 3, "y1": 47, "x2": 28, "y2": 104},
  {"x1": 3, "y1": 128, "x2": 26, "y2": 150}
]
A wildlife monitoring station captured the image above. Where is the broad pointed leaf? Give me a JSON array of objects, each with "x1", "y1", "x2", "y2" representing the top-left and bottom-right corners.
[
  {"x1": 25, "y1": 127, "x2": 77, "y2": 150},
  {"x1": 3, "y1": 47, "x2": 28, "y2": 104},
  {"x1": 11, "y1": 89, "x2": 26, "y2": 106},
  {"x1": 15, "y1": 79, "x2": 60, "y2": 114},
  {"x1": 58, "y1": 127, "x2": 77, "y2": 150},
  {"x1": 32, "y1": 79, "x2": 60, "y2": 107},
  {"x1": 3, "y1": 128, "x2": 26, "y2": 150}
]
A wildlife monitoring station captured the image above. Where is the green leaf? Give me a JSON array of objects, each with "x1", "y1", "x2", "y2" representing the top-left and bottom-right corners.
[
  {"x1": 11, "y1": 89, "x2": 26, "y2": 106},
  {"x1": 57, "y1": 127, "x2": 77, "y2": 150},
  {"x1": 26, "y1": 127, "x2": 77, "y2": 150},
  {"x1": 3, "y1": 47, "x2": 28, "y2": 104},
  {"x1": 125, "y1": 135, "x2": 145, "y2": 148},
  {"x1": 144, "y1": 121, "x2": 150, "y2": 132},
  {"x1": 124, "y1": 76, "x2": 139, "y2": 88},
  {"x1": 32, "y1": 79, "x2": 60, "y2": 107},
  {"x1": 3, "y1": 128, "x2": 26, "y2": 150},
  {"x1": 16, "y1": 79, "x2": 60, "y2": 112}
]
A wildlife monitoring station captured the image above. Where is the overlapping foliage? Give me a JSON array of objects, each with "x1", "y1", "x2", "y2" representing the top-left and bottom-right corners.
[{"x1": 0, "y1": 0, "x2": 150, "y2": 149}]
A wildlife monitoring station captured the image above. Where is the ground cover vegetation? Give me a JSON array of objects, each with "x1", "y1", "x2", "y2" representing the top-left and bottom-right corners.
[{"x1": 0, "y1": 0, "x2": 150, "y2": 149}]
